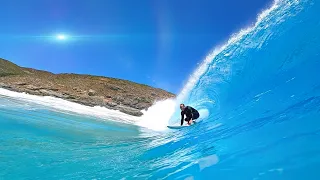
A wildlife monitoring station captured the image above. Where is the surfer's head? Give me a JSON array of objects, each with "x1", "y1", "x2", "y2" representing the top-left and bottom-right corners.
[{"x1": 180, "y1": 103, "x2": 185, "y2": 110}]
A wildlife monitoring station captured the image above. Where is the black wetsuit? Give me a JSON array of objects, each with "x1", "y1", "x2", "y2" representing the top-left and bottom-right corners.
[{"x1": 181, "y1": 106, "x2": 200, "y2": 125}]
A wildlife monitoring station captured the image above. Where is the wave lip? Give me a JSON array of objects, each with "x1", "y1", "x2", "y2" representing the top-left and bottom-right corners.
[{"x1": 176, "y1": 0, "x2": 297, "y2": 102}]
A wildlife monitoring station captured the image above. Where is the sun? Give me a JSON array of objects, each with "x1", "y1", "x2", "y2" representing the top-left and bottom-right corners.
[{"x1": 56, "y1": 34, "x2": 67, "y2": 40}]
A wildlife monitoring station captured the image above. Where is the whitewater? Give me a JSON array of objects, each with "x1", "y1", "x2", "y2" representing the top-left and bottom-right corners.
[{"x1": 1, "y1": 0, "x2": 320, "y2": 179}]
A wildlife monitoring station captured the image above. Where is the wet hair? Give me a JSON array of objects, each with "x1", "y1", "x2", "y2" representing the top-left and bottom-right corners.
[{"x1": 180, "y1": 103, "x2": 185, "y2": 107}]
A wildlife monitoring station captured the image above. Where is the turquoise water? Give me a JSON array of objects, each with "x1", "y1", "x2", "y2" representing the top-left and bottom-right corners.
[{"x1": 1, "y1": 0, "x2": 320, "y2": 179}]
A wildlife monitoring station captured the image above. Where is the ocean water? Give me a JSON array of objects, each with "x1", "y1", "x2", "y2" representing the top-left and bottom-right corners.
[{"x1": 1, "y1": 0, "x2": 320, "y2": 179}]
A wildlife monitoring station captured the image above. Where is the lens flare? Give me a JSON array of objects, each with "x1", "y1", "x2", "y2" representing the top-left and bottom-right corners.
[{"x1": 56, "y1": 34, "x2": 67, "y2": 40}]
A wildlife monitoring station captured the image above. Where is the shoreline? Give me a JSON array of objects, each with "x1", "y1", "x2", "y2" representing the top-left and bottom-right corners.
[
  {"x1": 0, "y1": 84, "x2": 145, "y2": 116},
  {"x1": 0, "y1": 87, "x2": 142, "y2": 124}
]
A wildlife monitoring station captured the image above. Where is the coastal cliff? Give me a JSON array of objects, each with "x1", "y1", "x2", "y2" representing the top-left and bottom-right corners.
[{"x1": 0, "y1": 58, "x2": 175, "y2": 116}]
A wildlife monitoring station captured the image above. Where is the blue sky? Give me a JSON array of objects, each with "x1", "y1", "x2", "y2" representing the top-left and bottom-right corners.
[{"x1": 0, "y1": 0, "x2": 272, "y2": 94}]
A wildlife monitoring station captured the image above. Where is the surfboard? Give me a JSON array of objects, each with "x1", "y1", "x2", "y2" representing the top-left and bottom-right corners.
[{"x1": 167, "y1": 121, "x2": 197, "y2": 129}]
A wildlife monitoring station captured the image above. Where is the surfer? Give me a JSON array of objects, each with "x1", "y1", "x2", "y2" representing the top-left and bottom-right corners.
[{"x1": 180, "y1": 103, "x2": 200, "y2": 126}]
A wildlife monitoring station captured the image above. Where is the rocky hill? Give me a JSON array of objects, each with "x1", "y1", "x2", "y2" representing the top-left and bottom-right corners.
[{"x1": 0, "y1": 58, "x2": 175, "y2": 116}]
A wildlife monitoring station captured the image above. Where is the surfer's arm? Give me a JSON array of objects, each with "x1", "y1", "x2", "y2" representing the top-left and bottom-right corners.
[{"x1": 181, "y1": 112, "x2": 184, "y2": 126}]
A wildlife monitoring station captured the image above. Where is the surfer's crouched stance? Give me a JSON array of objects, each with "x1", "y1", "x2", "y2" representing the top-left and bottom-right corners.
[{"x1": 180, "y1": 103, "x2": 200, "y2": 126}]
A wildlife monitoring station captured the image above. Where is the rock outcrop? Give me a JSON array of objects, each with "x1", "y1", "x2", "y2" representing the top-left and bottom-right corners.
[{"x1": 0, "y1": 58, "x2": 175, "y2": 116}]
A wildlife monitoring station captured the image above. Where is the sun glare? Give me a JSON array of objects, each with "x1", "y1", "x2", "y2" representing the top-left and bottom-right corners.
[{"x1": 56, "y1": 34, "x2": 67, "y2": 40}]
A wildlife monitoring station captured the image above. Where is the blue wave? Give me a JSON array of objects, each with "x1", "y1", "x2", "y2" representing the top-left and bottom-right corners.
[{"x1": 0, "y1": 0, "x2": 320, "y2": 179}]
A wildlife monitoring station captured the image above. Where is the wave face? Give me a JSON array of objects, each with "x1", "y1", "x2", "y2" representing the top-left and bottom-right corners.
[{"x1": 1, "y1": 0, "x2": 320, "y2": 179}]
